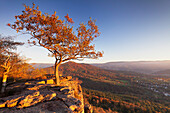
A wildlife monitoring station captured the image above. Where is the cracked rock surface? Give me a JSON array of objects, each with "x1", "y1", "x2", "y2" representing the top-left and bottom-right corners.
[{"x1": 0, "y1": 77, "x2": 84, "y2": 113}]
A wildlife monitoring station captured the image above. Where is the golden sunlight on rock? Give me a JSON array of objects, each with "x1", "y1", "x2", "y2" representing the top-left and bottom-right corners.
[
  {"x1": 7, "y1": 97, "x2": 22, "y2": 107},
  {"x1": 0, "y1": 77, "x2": 86, "y2": 112},
  {"x1": 27, "y1": 85, "x2": 45, "y2": 90},
  {"x1": 37, "y1": 81, "x2": 45, "y2": 84},
  {"x1": 46, "y1": 79, "x2": 55, "y2": 84}
]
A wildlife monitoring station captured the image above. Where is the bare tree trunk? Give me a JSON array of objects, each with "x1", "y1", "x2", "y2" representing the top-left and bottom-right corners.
[
  {"x1": 54, "y1": 61, "x2": 60, "y2": 85},
  {"x1": 1, "y1": 73, "x2": 8, "y2": 93}
]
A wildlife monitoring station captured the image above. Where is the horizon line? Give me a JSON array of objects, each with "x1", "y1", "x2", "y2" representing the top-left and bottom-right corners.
[{"x1": 29, "y1": 59, "x2": 170, "y2": 64}]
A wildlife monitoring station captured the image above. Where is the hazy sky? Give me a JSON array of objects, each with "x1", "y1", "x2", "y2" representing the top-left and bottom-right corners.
[{"x1": 0, "y1": 0, "x2": 170, "y2": 63}]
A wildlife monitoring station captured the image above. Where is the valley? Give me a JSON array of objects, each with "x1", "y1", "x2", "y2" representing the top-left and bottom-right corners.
[{"x1": 41, "y1": 61, "x2": 170, "y2": 113}]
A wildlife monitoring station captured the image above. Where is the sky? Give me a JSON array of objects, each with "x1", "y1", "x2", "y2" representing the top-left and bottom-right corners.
[{"x1": 0, "y1": 0, "x2": 170, "y2": 64}]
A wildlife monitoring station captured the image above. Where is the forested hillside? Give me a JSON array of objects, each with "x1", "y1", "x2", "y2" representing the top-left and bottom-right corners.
[
  {"x1": 93, "y1": 61, "x2": 170, "y2": 74},
  {"x1": 43, "y1": 62, "x2": 170, "y2": 113}
]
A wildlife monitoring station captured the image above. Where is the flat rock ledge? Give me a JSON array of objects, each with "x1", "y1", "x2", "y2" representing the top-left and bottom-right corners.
[{"x1": 0, "y1": 76, "x2": 87, "y2": 113}]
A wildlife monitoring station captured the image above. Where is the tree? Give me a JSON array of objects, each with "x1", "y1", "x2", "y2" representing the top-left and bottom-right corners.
[
  {"x1": 0, "y1": 54, "x2": 23, "y2": 93},
  {"x1": 8, "y1": 3, "x2": 103, "y2": 85},
  {"x1": 0, "y1": 35, "x2": 24, "y2": 93}
]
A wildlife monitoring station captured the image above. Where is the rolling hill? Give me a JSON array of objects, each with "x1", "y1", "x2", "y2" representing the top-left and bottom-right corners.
[
  {"x1": 31, "y1": 60, "x2": 170, "y2": 75},
  {"x1": 41, "y1": 61, "x2": 170, "y2": 112},
  {"x1": 92, "y1": 60, "x2": 170, "y2": 74},
  {"x1": 30, "y1": 63, "x2": 53, "y2": 69},
  {"x1": 154, "y1": 69, "x2": 170, "y2": 75}
]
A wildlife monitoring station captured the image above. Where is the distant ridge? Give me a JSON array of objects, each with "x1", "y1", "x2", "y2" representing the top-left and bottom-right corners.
[
  {"x1": 93, "y1": 60, "x2": 170, "y2": 64},
  {"x1": 153, "y1": 69, "x2": 170, "y2": 75},
  {"x1": 92, "y1": 60, "x2": 170, "y2": 74},
  {"x1": 31, "y1": 60, "x2": 170, "y2": 75},
  {"x1": 30, "y1": 63, "x2": 53, "y2": 69}
]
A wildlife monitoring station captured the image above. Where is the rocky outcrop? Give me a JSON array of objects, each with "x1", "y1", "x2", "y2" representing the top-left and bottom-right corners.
[
  {"x1": 0, "y1": 76, "x2": 86, "y2": 113},
  {"x1": 84, "y1": 104, "x2": 93, "y2": 113}
]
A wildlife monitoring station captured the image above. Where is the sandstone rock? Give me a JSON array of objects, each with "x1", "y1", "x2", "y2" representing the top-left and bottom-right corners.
[
  {"x1": 0, "y1": 100, "x2": 73, "y2": 113},
  {"x1": 57, "y1": 93, "x2": 72, "y2": 100},
  {"x1": 60, "y1": 95, "x2": 83, "y2": 112},
  {"x1": 0, "y1": 77, "x2": 86, "y2": 113},
  {"x1": 49, "y1": 86, "x2": 61, "y2": 91},
  {"x1": 66, "y1": 76, "x2": 72, "y2": 80},
  {"x1": 62, "y1": 89, "x2": 74, "y2": 95},
  {"x1": 25, "y1": 82, "x2": 32, "y2": 85},
  {"x1": 60, "y1": 87, "x2": 74, "y2": 95},
  {"x1": 46, "y1": 79, "x2": 55, "y2": 84},
  {"x1": 41, "y1": 100, "x2": 73, "y2": 113},
  {"x1": 27, "y1": 85, "x2": 45, "y2": 90},
  {"x1": 18, "y1": 91, "x2": 43, "y2": 108},
  {"x1": 37, "y1": 81, "x2": 45, "y2": 84},
  {"x1": 7, "y1": 97, "x2": 22, "y2": 107},
  {"x1": 69, "y1": 105, "x2": 78, "y2": 111},
  {"x1": 84, "y1": 104, "x2": 93, "y2": 113},
  {"x1": 44, "y1": 92, "x2": 56, "y2": 101},
  {"x1": 0, "y1": 101, "x2": 6, "y2": 108},
  {"x1": 60, "y1": 76, "x2": 72, "y2": 83}
]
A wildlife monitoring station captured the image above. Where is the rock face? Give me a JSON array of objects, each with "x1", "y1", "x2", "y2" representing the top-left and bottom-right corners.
[
  {"x1": 84, "y1": 104, "x2": 93, "y2": 113},
  {"x1": 0, "y1": 77, "x2": 85, "y2": 113}
]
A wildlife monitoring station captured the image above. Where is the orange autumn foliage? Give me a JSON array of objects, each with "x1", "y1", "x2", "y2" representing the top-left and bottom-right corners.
[{"x1": 9, "y1": 3, "x2": 103, "y2": 85}]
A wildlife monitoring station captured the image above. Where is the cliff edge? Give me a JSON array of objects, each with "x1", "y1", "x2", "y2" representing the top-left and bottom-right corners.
[{"x1": 0, "y1": 76, "x2": 90, "y2": 113}]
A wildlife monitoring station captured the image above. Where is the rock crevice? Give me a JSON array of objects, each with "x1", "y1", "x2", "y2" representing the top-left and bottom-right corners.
[{"x1": 0, "y1": 77, "x2": 86, "y2": 113}]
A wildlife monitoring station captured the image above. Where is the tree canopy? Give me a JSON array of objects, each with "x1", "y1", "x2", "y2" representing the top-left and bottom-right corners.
[
  {"x1": 0, "y1": 35, "x2": 24, "y2": 70},
  {"x1": 8, "y1": 3, "x2": 103, "y2": 85},
  {"x1": 0, "y1": 35, "x2": 46, "y2": 90}
]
